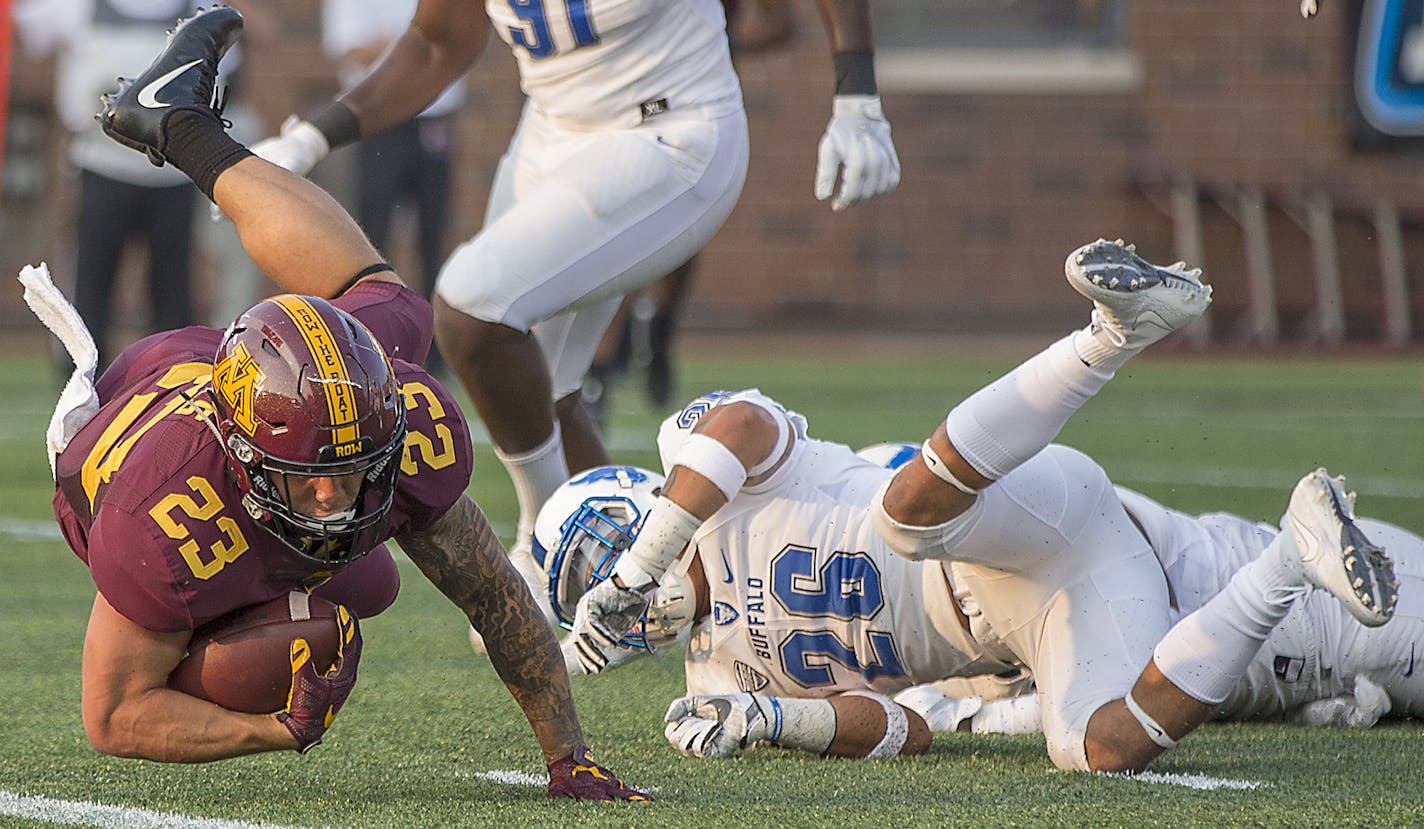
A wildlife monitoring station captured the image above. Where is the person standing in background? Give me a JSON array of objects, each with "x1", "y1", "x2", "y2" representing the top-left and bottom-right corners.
[
  {"x1": 321, "y1": 0, "x2": 464, "y2": 374},
  {"x1": 15, "y1": 0, "x2": 204, "y2": 371}
]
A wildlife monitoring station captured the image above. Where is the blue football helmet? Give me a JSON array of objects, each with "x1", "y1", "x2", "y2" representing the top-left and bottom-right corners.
[{"x1": 533, "y1": 465, "x2": 667, "y2": 647}]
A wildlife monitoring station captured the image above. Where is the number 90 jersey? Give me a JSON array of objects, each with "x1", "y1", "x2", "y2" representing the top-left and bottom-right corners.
[
  {"x1": 51, "y1": 282, "x2": 474, "y2": 633},
  {"x1": 485, "y1": 0, "x2": 742, "y2": 129},
  {"x1": 670, "y1": 391, "x2": 1018, "y2": 699}
]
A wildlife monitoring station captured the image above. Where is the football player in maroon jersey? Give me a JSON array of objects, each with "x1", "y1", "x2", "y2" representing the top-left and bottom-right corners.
[{"x1": 43, "y1": 7, "x2": 646, "y2": 801}]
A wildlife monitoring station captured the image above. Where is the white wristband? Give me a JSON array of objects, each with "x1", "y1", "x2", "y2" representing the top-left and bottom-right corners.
[
  {"x1": 618, "y1": 496, "x2": 702, "y2": 584},
  {"x1": 674, "y1": 433, "x2": 748, "y2": 501},
  {"x1": 921, "y1": 440, "x2": 978, "y2": 495}
]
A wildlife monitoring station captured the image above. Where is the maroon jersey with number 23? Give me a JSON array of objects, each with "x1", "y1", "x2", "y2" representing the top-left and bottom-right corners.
[{"x1": 52, "y1": 282, "x2": 473, "y2": 633}]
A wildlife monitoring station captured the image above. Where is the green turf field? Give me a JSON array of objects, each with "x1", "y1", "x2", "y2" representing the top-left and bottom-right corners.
[{"x1": 1, "y1": 347, "x2": 1420, "y2": 828}]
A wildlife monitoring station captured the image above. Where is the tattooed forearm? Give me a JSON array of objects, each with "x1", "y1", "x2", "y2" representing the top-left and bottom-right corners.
[{"x1": 398, "y1": 495, "x2": 585, "y2": 762}]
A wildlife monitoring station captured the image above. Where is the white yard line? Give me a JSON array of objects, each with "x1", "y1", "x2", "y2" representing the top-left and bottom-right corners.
[
  {"x1": 463, "y1": 770, "x2": 548, "y2": 787},
  {"x1": 0, "y1": 519, "x2": 62, "y2": 541},
  {"x1": 460, "y1": 769, "x2": 659, "y2": 795},
  {"x1": 0, "y1": 791, "x2": 328, "y2": 829},
  {"x1": 1105, "y1": 771, "x2": 1268, "y2": 791}
]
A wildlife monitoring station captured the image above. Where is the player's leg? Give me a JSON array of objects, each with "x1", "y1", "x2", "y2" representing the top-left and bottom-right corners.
[
  {"x1": 142, "y1": 183, "x2": 197, "y2": 331},
  {"x1": 1106, "y1": 469, "x2": 1398, "y2": 768},
  {"x1": 414, "y1": 119, "x2": 455, "y2": 375},
  {"x1": 433, "y1": 105, "x2": 748, "y2": 559},
  {"x1": 646, "y1": 256, "x2": 697, "y2": 407},
  {"x1": 354, "y1": 121, "x2": 413, "y2": 254},
  {"x1": 96, "y1": 7, "x2": 395, "y2": 301},
  {"x1": 877, "y1": 239, "x2": 1212, "y2": 538},
  {"x1": 581, "y1": 296, "x2": 636, "y2": 429},
  {"x1": 1287, "y1": 518, "x2": 1424, "y2": 724},
  {"x1": 939, "y1": 446, "x2": 1175, "y2": 771},
  {"x1": 543, "y1": 301, "x2": 625, "y2": 474},
  {"x1": 69, "y1": 171, "x2": 131, "y2": 367}
]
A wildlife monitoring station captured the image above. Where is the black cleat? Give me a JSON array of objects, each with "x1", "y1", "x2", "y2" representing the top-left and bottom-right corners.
[{"x1": 97, "y1": 6, "x2": 244, "y2": 167}]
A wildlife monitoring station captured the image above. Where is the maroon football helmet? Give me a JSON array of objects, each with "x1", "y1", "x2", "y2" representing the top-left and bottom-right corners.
[{"x1": 211, "y1": 295, "x2": 406, "y2": 565}]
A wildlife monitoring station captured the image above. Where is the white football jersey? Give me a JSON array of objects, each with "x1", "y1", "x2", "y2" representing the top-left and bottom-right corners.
[
  {"x1": 484, "y1": 0, "x2": 742, "y2": 128},
  {"x1": 666, "y1": 391, "x2": 1015, "y2": 699},
  {"x1": 1117, "y1": 487, "x2": 1424, "y2": 722}
]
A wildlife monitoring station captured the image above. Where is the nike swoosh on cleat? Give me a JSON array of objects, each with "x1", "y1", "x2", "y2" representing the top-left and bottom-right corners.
[{"x1": 137, "y1": 60, "x2": 203, "y2": 109}]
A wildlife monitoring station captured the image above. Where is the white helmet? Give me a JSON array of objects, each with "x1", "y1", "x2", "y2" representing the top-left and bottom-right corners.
[
  {"x1": 856, "y1": 441, "x2": 919, "y2": 470},
  {"x1": 534, "y1": 465, "x2": 667, "y2": 646}
]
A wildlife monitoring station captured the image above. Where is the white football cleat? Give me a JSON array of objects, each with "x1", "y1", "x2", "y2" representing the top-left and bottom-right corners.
[
  {"x1": 1064, "y1": 238, "x2": 1212, "y2": 350},
  {"x1": 1283, "y1": 468, "x2": 1398, "y2": 627}
]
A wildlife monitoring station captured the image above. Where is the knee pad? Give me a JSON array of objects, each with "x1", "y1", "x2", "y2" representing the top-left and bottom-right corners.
[
  {"x1": 1042, "y1": 699, "x2": 1094, "y2": 771},
  {"x1": 1044, "y1": 723, "x2": 1092, "y2": 771},
  {"x1": 434, "y1": 241, "x2": 518, "y2": 328},
  {"x1": 869, "y1": 477, "x2": 976, "y2": 562},
  {"x1": 1043, "y1": 684, "x2": 1130, "y2": 771}
]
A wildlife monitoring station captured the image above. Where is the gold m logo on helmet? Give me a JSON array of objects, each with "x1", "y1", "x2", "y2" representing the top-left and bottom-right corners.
[
  {"x1": 271, "y1": 296, "x2": 361, "y2": 446},
  {"x1": 214, "y1": 340, "x2": 264, "y2": 435}
]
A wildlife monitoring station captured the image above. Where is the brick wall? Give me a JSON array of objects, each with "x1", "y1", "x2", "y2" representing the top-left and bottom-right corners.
[{"x1": 4, "y1": 0, "x2": 1421, "y2": 344}]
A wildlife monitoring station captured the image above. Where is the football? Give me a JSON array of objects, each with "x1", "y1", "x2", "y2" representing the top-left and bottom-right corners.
[{"x1": 168, "y1": 592, "x2": 345, "y2": 714}]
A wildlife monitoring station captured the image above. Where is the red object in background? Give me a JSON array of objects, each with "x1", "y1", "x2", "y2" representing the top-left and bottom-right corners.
[{"x1": 0, "y1": 0, "x2": 12, "y2": 196}]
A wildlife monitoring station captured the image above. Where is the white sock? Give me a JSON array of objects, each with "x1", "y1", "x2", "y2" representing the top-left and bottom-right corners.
[
  {"x1": 1152, "y1": 536, "x2": 1306, "y2": 704},
  {"x1": 493, "y1": 421, "x2": 568, "y2": 548},
  {"x1": 944, "y1": 329, "x2": 1127, "y2": 481},
  {"x1": 969, "y1": 696, "x2": 1042, "y2": 735}
]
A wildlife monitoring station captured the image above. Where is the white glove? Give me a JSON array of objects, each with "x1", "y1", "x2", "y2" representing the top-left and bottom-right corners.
[
  {"x1": 561, "y1": 633, "x2": 645, "y2": 676},
  {"x1": 814, "y1": 94, "x2": 901, "y2": 212},
  {"x1": 563, "y1": 577, "x2": 654, "y2": 674},
  {"x1": 663, "y1": 693, "x2": 770, "y2": 758},
  {"x1": 1289, "y1": 674, "x2": 1392, "y2": 728},
  {"x1": 251, "y1": 115, "x2": 331, "y2": 177}
]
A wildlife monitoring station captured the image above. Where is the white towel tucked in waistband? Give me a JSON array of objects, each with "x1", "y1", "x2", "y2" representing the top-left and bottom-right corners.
[{"x1": 18, "y1": 263, "x2": 99, "y2": 479}]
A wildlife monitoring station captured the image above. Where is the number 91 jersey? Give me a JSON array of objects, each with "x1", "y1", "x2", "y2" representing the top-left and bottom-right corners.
[
  {"x1": 485, "y1": 0, "x2": 741, "y2": 129},
  {"x1": 52, "y1": 283, "x2": 474, "y2": 634},
  {"x1": 676, "y1": 402, "x2": 1017, "y2": 699}
]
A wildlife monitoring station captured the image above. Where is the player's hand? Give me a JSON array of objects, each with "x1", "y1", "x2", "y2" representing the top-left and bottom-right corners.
[
  {"x1": 276, "y1": 605, "x2": 360, "y2": 753},
  {"x1": 814, "y1": 94, "x2": 901, "y2": 212},
  {"x1": 663, "y1": 693, "x2": 770, "y2": 758},
  {"x1": 561, "y1": 632, "x2": 645, "y2": 677},
  {"x1": 564, "y1": 578, "x2": 652, "y2": 674},
  {"x1": 545, "y1": 746, "x2": 652, "y2": 801},
  {"x1": 251, "y1": 115, "x2": 330, "y2": 177},
  {"x1": 1293, "y1": 675, "x2": 1392, "y2": 728}
]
